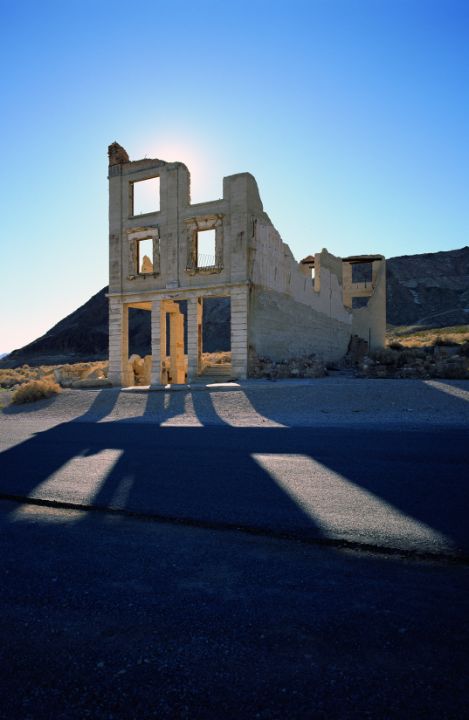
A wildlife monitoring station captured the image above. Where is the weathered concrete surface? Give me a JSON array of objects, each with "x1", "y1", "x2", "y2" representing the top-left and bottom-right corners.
[{"x1": 248, "y1": 287, "x2": 350, "y2": 363}]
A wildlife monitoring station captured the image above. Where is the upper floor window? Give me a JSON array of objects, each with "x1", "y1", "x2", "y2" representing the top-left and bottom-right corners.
[
  {"x1": 196, "y1": 229, "x2": 216, "y2": 269},
  {"x1": 127, "y1": 229, "x2": 160, "y2": 279},
  {"x1": 352, "y1": 262, "x2": 372, "y2": 285},
  {"x1": 137, "y1": 238, "x2": 154, "y2": 274},
  {"x1": 132, "y1": 177, "x2": 160, "y2": 216},
  {"x1": 185, "y1": 215, "x2": 224, "y2": 275}
]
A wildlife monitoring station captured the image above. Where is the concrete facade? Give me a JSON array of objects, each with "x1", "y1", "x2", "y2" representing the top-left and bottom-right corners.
[{"x1": 107, "y1": 143, "x2": 386, "y2": 386}]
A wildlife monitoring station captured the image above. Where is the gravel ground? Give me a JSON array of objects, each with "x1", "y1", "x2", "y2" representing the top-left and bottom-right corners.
[{"x1": 1, "y1": 377, "x2": 469, "y2": 433}]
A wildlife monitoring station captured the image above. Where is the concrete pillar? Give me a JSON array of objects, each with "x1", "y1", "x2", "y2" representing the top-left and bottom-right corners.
[
  {"x1": 150, "y1": 298, "x2": 163, "y2": 386},
  {"x1": 169, "y1": 310, "x2": 185, "y2": 384},
  {"x1": 197, "y1": 298, "x2": 203, "y2": 371},
  {"x1": 109, "y1": 299, "x2": 130, "y2": 386},
  {"x1": 230, "y1": 287, "x2": 248, "y2": 379},
  {"x1": 187, "y1": 298, "x2": 199, "y2": 381}
]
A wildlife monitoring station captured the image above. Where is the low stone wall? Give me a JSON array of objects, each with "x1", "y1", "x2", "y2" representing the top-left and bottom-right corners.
[
  {"x1": 359, "y1": 343, "x2": 469, "y2": 379},
  {"x1": 249, "y1": 352, "x2": 326, "y2": 379}
]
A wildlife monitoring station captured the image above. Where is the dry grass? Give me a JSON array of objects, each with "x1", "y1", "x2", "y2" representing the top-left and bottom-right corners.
[
  {"x1": 12, "y1": 379, "x2": 62, "y2": 405},
  {"x1": 386, "y1": 325, "x2": 469, "y2": 348},
  {"x1": 0, "y1": 361, "x2": 109, "y2": 389}
]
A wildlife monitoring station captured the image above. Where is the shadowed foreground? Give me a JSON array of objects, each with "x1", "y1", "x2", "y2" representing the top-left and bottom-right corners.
[
  {"x1": 0, "y1": 501, "x2": 468, "y2": 720},
  {"x1": 1, "y1": 381, "x2": 468, "y2": 718}
]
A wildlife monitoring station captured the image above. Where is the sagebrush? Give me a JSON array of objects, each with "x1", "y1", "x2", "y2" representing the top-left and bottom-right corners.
[{"x1": 12, "y1": 380, "x2": 62, "y2": 405}]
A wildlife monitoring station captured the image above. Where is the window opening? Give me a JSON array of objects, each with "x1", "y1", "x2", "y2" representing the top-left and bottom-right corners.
[
  {"x1": 129, "y1": 308, "x2": 151, "y2": 358},
  {"x1": 197, "y1": 229, "x2": 216, "y2": 268},
  {"x1": 202, "y1": 296, "x2": 231, "y2": 369},
  {"x1": 138, "y1": 238, "x2": 154, "y2": 274},
  {"x1": 352, "y1": 262, "x2": 372, "y2": 284},
  {"x1": 133, "y1": 177, "x2": 160, "y2": 215}
]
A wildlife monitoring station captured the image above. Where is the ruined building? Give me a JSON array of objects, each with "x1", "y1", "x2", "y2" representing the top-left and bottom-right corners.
[{"x1": 108, "y1": 143, "x2": 386, "y2": 386}]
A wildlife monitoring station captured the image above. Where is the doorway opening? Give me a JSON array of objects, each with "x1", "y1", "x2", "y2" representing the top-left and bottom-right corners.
[{"x1": 200, "y1": 296, "x2": 232, "y2": 381}]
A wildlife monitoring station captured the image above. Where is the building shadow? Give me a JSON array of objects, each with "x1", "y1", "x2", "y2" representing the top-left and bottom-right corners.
[{"x1": 0, "y1": 382, "x2": 468, "y2": 551}]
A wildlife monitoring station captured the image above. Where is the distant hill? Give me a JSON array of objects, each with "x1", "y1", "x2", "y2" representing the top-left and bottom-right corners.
[
  {"x1": 2, "y1": 246, "x2": 468, "y2": 368},
  {"x1": 387, "y1": 246, "x2": 469, "y2": 327}
]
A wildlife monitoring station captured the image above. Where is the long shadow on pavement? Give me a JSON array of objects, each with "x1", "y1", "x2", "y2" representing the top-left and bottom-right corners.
[{"x1": 0, "y1": 385, "x2": 468, "y2": 553}]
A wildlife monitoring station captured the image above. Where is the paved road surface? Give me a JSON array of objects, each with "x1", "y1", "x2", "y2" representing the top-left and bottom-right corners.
[
  {"x1": 0, "y1": 500, "x2": 468, "y2": 720},
  {"x1": 0, "y1": 382, "x2": 468, "y2": 718},
  {"x1": 0, "y1": 416, "x2": 468, "y2": 557}
]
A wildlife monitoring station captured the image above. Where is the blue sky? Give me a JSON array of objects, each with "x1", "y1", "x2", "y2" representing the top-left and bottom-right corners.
[{"x1": 1, "y1": 0, "x2": 468, "y2": 352}]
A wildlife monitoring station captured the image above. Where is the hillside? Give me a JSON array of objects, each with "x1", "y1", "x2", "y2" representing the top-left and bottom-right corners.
[
  {"x1": 387, "y1": 246, "x2": 469, "y2": 327},
  {"x1": 2, "y1": 246, "x2": 468, "y2": 368}
]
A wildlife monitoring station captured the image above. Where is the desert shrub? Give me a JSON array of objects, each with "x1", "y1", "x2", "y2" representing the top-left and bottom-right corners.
[
  {"x1": 12, "y1": 379, "x2": 62, "y2": 405},
  {"x1": 369, "y1": 348, "x2": 399, "y2": 366},
  {"x1": 387, "y1": 341, "x2": 404, "y2": 351},
  {"x1": 400, "y1": 348, "x2": 427, "y2": 363},
  {"x1": 459, "y1": 342, "x2": 469, "y2": 358},
  {"x1": 432, "y1": 335, "x2": 459, "y2": 347},
  {"x1": 0, "y1": 371, "x2": 24, "y2": 388}
]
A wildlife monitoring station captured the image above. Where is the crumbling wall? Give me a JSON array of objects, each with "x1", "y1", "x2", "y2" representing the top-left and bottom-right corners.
[
  {"x1": 250, "y1": 222, "x2": 350, "y2": 321},
  {"x1": 351, "y1": 260, "x2": 386, "y2": 349},
  {"x1": 248, "y1": 220, "x2": 351, "y2": 368}
]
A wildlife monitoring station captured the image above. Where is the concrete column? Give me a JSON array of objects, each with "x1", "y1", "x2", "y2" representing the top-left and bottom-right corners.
[
  {"x1": 197, "y1": 298, "x2": 203, "y2": 371},
  {"x1": 109, "y1": 299, "x2": 129, "y2": 387},
  {"x1": 187, "y1": 297, "x2": 199, "y2": 381},
  {"x1": 169, "y1": 310, "x2": 185, "y2": 384},
  {"x1": 230, "y1": 287, "x2": 248, "y2": 379},
  {"x1": 150, "y1": 298, "x2": 163, "y2": 386}
]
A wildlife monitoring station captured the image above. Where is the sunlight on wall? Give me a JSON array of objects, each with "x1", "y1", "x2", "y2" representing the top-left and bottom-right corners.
[{"x1": 251, "y1": 453, "x2": 452, "y2": 549}]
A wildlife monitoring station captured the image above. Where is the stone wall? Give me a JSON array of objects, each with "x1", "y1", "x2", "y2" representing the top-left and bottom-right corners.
[{"x1": 248, "y1": 287, "x2": 351, "y2": 368}]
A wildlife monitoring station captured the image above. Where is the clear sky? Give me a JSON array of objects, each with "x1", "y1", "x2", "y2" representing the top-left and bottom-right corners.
[{"x1": 1, "y1": 0, "x2": 468, "y2": 352}]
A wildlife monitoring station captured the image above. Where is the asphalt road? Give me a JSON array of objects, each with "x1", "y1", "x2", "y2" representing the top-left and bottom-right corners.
[
  {"x1": 0, "y1": 386, "x2": 468, "y2": 718},
  {"x1": 0, "y1": 420, "x2": 468, "y2": 557},
  {"x1": 0, "y1": 500, "x2": 468, "y2": 720}
]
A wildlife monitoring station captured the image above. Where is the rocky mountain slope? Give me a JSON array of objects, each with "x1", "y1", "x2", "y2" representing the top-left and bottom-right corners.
[
  {"x1": 2, "y1": 247, "x2": 468, "y2": 367},
  {"x1": 387, "y1": 246, "x2": 469, "y2": 327}
]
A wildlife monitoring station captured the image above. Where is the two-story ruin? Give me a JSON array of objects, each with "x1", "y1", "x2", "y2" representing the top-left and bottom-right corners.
[{"x1": 107, "y1": 142, "x2": 385, "y2": 386}]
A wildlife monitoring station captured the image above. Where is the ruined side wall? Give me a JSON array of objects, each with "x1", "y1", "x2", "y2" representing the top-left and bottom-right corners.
[
  {"x1": 250, "y1": 222, "x2": 350, "y2": 323},
  {"x1": 352, "y1": 260, "x2": 386, "y2": 349},
  {"x1": 248, "y1": 286, "x2": 351, "y2": 366},
  {"x1": 247, "y1": 220, "x2": 352, "y2": 367}
]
